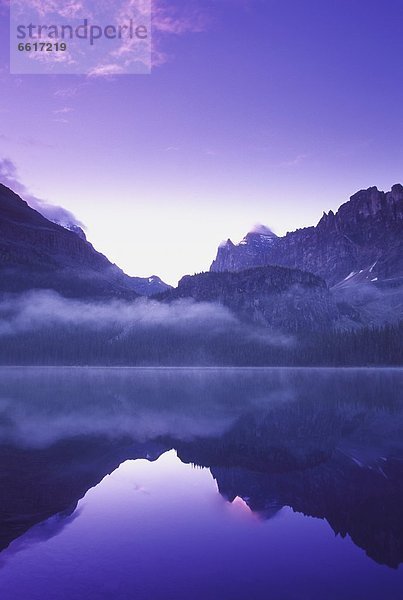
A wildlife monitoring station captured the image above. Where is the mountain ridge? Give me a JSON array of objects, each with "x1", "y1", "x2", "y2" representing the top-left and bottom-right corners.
[
  {"x1": 160, "y1": 265, "x2": 339, "y2": 333},
  {"x1": 211, "y1": 184, "x2": 403, "y2": 287},
  {"x1": 0, "y1": 183, "x2": 171, "y2": 298}
]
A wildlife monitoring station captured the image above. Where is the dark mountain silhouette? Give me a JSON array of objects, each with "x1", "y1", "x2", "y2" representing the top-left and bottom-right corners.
[
  {"x1": 211, "y1": 185, "x2": 403, "y2": 287},
  {"x1": 0, "y1": 183, "x2": 170, "y2": 298},
  {"x1": 159, "y1": 266, "x2": 340, "y2": 332},
  {"x1": 0, "y1": 179, "x2": 401, "y2": 362},
  {"x1": 0, "y1": 436, "x2": 169, "y2": 553}
]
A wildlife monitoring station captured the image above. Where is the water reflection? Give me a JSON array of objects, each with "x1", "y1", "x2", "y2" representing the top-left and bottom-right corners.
[{"x1": 0, "y1": 368, "x2": 402, "y2": 599}]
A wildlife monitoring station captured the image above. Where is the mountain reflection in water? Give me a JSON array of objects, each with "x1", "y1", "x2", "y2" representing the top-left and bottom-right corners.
[{"x1": 0, "y1": 367, "x2": 402, "y2": 600}]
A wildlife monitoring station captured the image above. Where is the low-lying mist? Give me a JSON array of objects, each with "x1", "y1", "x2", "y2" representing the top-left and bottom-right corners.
[
  {"x1": 0, "y1": 290, "x2": 238, "y2": 336},
  {"x1": 0, "y1": 290, "x2": 294, "y2": 366},
  {"x1": 0, "y1": 290, "x2": 400, "y2": 366}
]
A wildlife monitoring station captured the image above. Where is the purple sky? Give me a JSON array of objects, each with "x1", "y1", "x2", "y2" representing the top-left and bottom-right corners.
[{"x1": 1, "y1": 0, "x2": 403, "y2": 284}]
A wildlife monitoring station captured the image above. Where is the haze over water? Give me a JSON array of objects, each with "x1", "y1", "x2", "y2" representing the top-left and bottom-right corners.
[{"x1": 0, "y1": 367, "x2": 402, "y2": 600}]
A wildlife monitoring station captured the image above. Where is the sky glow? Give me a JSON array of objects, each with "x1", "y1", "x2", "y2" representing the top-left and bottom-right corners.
[{"x1": 1, "y1": 0, "x2": 402, "y2": 284}]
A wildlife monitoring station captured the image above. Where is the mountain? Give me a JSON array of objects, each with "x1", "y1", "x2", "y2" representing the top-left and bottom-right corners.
[
  {"x1": 56, "y1": 222, "x2": 87, "y2": 241},
  {"x1": 0, "y1": 183, "x2": 171, "y2": 298},
  {"x1": 211, "y1": 185, "x2": 403, "y2": 287},
  {"x1": 160, "y1": 265, "x2": 338, "y2": 333},
  {"x1": 128, "y1": 275, "x2": 170, "y2": 296},
  {"x1": 213, "y1": 224, "x2": 278, "y2": 272}
]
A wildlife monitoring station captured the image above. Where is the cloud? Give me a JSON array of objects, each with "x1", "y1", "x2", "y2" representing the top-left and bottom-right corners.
[
  {"x1": 152, "y1": 1, "x2": 208, "y2": 35},
  {"x1": 333, "y1": 282, "x2": 403, "y2": 328},
  {"x1": 54, "y1": 86, "x2": 80, "y2": 98},
  {"x1": 10, "y1": 0, "x2": 209, "y2": 76},
  {"x1": 11, "y1": 0, "x2": 88, "y2": 19},
  {"x1": 0, "y1": 354, "x2": 264, "y2": 449},
  {"x1": 88, "y1": 0, "x2": 210, "y2": 73},
  {"x1": 87, "y1": 63, "x2": 126, "y2": 77},
  {"x1": 53, "y1": 107, "x2": 74, "y2": 114},
  {"x1": 0, "y1": 291, "x2": 238, "y2": 337},
  {"x1": 277, "y1": 154, "x2": 309, "y2": 168},
  {"x1": 52, "y1": 107, "x2": 74, "y2": 124},
  {"x1": 0, "y1": 158, "x2": 84, "y2": 228},
  {"x1": 150, "y1": 0, "x2": 209, "y2": 67},
  {"x1": 0, "y1": 290, "x2": 293, "y2": 351}
]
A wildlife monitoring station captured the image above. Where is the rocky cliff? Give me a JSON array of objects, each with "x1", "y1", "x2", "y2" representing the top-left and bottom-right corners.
[
  {"x1": 211, "y1": 185, "x2": 403, "y2": 287},
  {"x1": 0, "y1": 183, "x2": 170, "y2": 298},
  {"x1": 160, "y1": 266, "x2": 338, "y2": 332}
]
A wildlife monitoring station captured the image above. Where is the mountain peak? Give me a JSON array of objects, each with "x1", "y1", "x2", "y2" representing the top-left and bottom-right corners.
[
  {"x1": 0, "y1": 182, "x2": 170, "y2": 298},
  {"x1": 55, "y1": 222, "x2": 87, "y2": 241},
  {"x1": 211, "y1": 184, "x2": 403, "y2": 286},
  {"x1": 248, "y1": 223, "x2": 277, "y2": 237},
  {"x1": 0, "y1": 182, "x2": 47, "y2": 225},
  {"x1": 219, "y1": 238, "x2": 235, "y2": 248},
  {"x1": 391, "y1": 183, "x2": 403, "y2": 199}
]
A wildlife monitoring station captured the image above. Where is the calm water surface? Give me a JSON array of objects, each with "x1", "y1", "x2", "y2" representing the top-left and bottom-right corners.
[{"x1": 0, "y1": 367, "x2": 402, "y2": 600}]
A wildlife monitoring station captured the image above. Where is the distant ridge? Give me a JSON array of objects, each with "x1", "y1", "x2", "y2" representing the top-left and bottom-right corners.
[
  {"x1": 0, "y1": 182, "x2": 171, "y2": 298},
  {"x1": 211, "y1": 185, "x2": 403, "y2": 287}
]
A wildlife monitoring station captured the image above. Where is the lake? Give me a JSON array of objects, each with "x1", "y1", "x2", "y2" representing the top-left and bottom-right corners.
[{"x1": 0, "y1": 367, "x2": 402, "y2": 600}]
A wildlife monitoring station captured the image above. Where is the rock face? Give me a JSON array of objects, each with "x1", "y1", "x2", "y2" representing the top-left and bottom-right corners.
[
  {"x1": 57, "y1": 222, "x2": 87, "y2": 241},
  {"x1": 211, "y1": 185, "x2": 403, "y2": 287},
  {"x1": 128, "y1": 275, "x2": 172, "y2": 296},
  {"x1": 160, "y1": 266, "x2": 338, "y2": 332},
  {"x1": 0, "y1": 183, "x2": 171, "y2": 298},
  {"x1": 213, "y1": 224, "x2": 278, "y2": 272}
]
